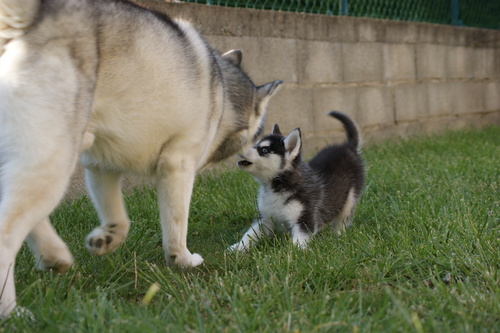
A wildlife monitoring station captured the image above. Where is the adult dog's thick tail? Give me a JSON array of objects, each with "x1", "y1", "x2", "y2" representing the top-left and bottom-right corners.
[
  {"x1": 328, "y1": 111, "x2": 361, "y2": 151},
  {"x1": 0, "y1": 0, "x2": 40, "y2": 38}
]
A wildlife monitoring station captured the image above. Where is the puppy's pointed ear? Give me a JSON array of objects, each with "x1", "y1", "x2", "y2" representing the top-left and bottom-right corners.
[
  {"x1": 272, "y1": 124, "x2": 282, "y2": 135},
  {"x1": 222, "y1": 49, "x2": 242, "y2": 66},
  {"x1": 284, "y1": 128, "x2": 301, "y2": 160}
]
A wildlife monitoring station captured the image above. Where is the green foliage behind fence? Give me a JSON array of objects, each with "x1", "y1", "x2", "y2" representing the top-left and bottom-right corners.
[{"x1": 183, "y1": 0, "x2": 500, "y2": 29}]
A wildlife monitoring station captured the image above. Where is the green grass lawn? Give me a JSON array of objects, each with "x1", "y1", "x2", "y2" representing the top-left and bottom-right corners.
[{"x1": 2, "y1": 126, "x2": 499, "y2": 332}]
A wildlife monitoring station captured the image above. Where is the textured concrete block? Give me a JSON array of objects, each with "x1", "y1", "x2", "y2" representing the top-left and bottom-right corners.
[
  {"x1": 446, "y1": 46, "x2": 474, "y2": 79},
  {"x1": 383, "y1": 44, "x2": 416, "y2": 80},
  {"x1": 358, "y1": 19, "x2": 385, "y2": 42},
  {"x1": 320, "y1": 16, "x2": 358, "y2": 42},
  {"x1": 342, "y1": 43, "x2": 383, "y2": 82},
  {"x1": 248, "y1": 37, "x2": 298, "y2": 84},
  {"x1": 421, "y1": 115, "x2": 464, "y2": 135},
  {"x1": 496, "y1": 49, "x2": 500, "y2": 78},
  {"x1": 311, "y1": 87, "x2": 359, "y2": 136},
  {"x1": 356, "y1": 86, "x2": 394, "y2": 127},
  {"x1": 264, "y1": 86, "x2": 314, "y2": 135},
  {"x1": 297, "y1": 41, "x2": 343, "y2": 83},
  {"x1": 418, "y1": 24, "x2": 440, "y2": 44},
  {"x1": 394, "y1": 83, "x2": 427, "y2": 122},
  {"x1": 282, "y1": 13, "x2": 358, "y2": 42},
  {"x1": 261, "y1": 10, "x2": 299, "y2": 39},
  {"x1": 451, "y1": 81, "x2": 485, "y2": 115},
  {"x1": 426, "y1": 82, "x2": 453, "y2": 116},
  {"x1": 384, "y1": 20, "x2": 418, "y2": 44},
  {"x1": 473, "y1": 48, "x2": 497, "y2": 79},
  {"x1": 417, "y1": 44, "x2": 447, "y2": 79},
  {"x1": 485, "y1": 81, "x2": 500, "y2": 112},
  {"x1": 417, "y1": 24, "x2": 459, "y2": 45}
]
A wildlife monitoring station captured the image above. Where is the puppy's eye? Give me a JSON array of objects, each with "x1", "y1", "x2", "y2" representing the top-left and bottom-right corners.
[{"x1": 258, "y1": 147, "x2": 270, "y2": 155}]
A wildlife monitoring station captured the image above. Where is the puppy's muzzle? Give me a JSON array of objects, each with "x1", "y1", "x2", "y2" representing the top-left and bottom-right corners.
[{"x1": 237, "y1": 160, "x2": 253, "y2": 167}]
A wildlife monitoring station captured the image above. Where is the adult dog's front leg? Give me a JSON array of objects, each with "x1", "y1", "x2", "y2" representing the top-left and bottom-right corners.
[
  {"x1": 85, "y1": 167, "x2": 130, "y2": 255},
  {"x1": 156, "y1": 158, "x2": 203, "y2": 268}
]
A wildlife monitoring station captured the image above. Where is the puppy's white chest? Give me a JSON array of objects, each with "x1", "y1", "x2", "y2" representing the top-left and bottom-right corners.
[{"x1": 257, "y1": 186, "x2": 303, "y2": 225}]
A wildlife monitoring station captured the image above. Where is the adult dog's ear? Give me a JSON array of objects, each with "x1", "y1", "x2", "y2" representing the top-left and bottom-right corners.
[
  {"x1": 256, "y1": 80, "x2": 283, "y2": 102},
  {"x1": 284, "y1": 128, "x2": 301, "y2": 160},
  {"x1": 222, "y1": 49, "x2": 242, "y2": 66},
  {"x1": 253, "y1": 80, "x2": 283, "y2": 119}
]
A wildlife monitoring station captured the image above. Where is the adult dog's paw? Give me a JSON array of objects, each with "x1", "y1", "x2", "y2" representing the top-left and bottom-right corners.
[
  {"x1": 167, "y1": 252, "x2": 204, "y2": 267},
  {"x1": 86, "y1": 225, "x2": 127, "y2": 256},
  {"x1": 36, "y1": 249, "x2": 73, "y2": 274}
]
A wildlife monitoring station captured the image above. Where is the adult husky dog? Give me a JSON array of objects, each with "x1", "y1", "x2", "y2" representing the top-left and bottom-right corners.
[{"x1": 0, "y1": 0, "x2": 282, "y2": 317}]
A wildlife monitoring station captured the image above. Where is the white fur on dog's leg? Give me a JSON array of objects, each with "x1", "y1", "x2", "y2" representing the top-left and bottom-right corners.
[
  {"x1": 85, "y1": 167, "x2": 130, "y2": 256},
  {"x1": 187, "y1": 253, "x2": 204, "y2": 267},
  {"x1": 168, "y1": 251, "x2": 204, "y2": 268},
  {"x1": 335, "y1": 189, "x2": 356, "y2": 235},
  {"x1": 0, "y1": 167, "x2": 77, "y2": 317},
  {"x1": 26, "y1": 218, "x2": 73, "y2": 273},
  {"x1": 0, "y1": 152, "x2": 79, "y2": 317},
  {"x1": 335, "y1": 222, "x2": 347, "y2": 236},
  {"x1": 0, "y1": 261, "x2": 16, "y2": 319},
  {"x1": 0, "y1": 165, "x2": 77, "y2": 318},
  {"x1": 228, "y1": 219, "x2": 272, "y2": 252},
  {"x1": 292, "y1": 225, "x2": 311, "y2": 249},
  {"x1": 0, "y1": 26, "x2": 96, "y2": 318},
  {"x1": 228, "y1": 233, "x2": 255, "y2": 252},
  {"x1": 86, "y1": 225, "x2": 128, "y2": 256},
  {"x1": 228, "y1": 242, "x2": 247, "y2": 252},
  {"x1": 157, "y1": 155, "x2": 204, "y2": 268}
]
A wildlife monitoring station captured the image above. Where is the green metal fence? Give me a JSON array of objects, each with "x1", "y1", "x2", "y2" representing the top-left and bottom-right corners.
[{"x1": 183, "y1": 0, "x2": 500, "y2": 29}]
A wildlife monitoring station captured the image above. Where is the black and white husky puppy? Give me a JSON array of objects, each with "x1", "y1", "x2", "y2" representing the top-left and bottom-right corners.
[{"x1": 229, "y1": 111, "x2": 365, "y2": 251}]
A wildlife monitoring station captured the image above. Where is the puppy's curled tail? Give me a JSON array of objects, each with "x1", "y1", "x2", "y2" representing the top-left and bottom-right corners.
[
  {"x1": 0, "y1": 0, "x2": 40, "y2": 39},
  {"x1": 328, "y1": 111, "x2": 361, "y2": 152}
]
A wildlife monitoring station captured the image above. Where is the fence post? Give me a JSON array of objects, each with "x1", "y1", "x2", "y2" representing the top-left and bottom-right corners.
[
  {"x1": 451, "y1": 0, "x2": 462, "y2": 25},
  {"x1": 340, "y1": 0, "x2": 348, "y2": 15}
]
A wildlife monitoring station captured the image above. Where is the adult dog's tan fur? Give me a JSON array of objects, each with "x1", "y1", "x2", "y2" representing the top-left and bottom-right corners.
[{"x1": 0, "y1": 0, "x2": 282, "y2": 317}]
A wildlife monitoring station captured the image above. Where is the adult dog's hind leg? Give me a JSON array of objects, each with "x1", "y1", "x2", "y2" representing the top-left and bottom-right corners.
[
  {"x1": 0, "y1": 149, "x2": 79, "y2": 318},
  {"x1": 0, "y1": 38, "x2": 97, "y2": 317},
  {"x1": 26, "y1": 218, "x2": 73, "y2": 273},
  {"x1": 85, "y1": 167, "x2": 130, "y2": 255}
]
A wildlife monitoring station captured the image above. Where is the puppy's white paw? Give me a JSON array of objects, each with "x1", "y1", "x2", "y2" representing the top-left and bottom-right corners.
[
  {"x1": 86, "y1": 224, "x2": 127, "y2": 256},
  {"x1": 292, "y1": 237, "x2": 310, "y2": 249},
  {"x1": 292, "y1": 225, "x2": 311, "y2": 249},
  {"x1": 227, "y1": 242, "x2": 248, "y2": 253}
]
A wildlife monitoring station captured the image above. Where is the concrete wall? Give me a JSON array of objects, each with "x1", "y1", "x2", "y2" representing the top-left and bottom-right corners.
[
  {"x1": 68, "y1": 1, "x2": 500, "y2": 197},
  {"x1": 134, "y1": 1, "x2": 500, "y2": 150}
]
